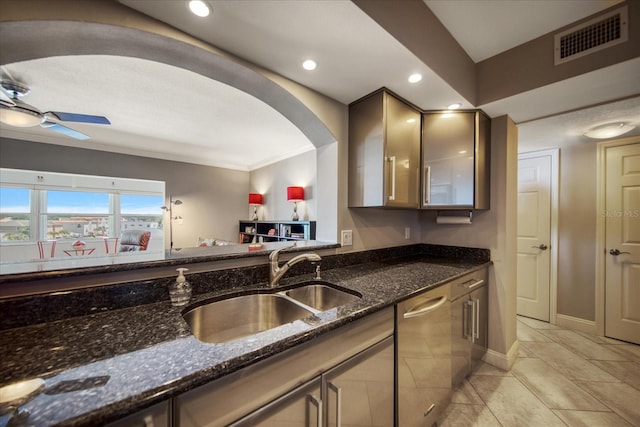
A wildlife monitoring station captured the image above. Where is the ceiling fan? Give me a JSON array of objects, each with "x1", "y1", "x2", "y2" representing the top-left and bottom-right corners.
[{"x1": 0, "y1": 79, "x2": 111, "y2": 140}]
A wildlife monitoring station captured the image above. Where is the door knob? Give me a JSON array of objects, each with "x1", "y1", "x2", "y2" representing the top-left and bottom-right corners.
[
  {"x1": 609, "y1": 249, "x2": 631, "y2": 256},
  {"x1": 531, "y1": 244, "x2": 548, "y2": 250}
]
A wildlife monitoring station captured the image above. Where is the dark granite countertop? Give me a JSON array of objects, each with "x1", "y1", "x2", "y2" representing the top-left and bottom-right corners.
[{"x1": 0, "y1": 253, "x2": 490, "y2": 426}]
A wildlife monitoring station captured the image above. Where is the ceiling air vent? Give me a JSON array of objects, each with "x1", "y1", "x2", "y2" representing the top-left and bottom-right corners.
[{"x1": 554, "y1": 5, "x2": 628, "y2": 65}]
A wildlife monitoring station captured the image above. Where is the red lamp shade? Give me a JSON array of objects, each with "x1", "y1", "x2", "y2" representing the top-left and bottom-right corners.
[
  {"x1": 287, "y1": 186, "x2": 304, "y2": 201},
  {"x1": 248, "y1": 193, "x2": 263, "y2": 205}
]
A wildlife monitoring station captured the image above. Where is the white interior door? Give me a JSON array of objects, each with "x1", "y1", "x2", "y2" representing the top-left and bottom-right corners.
[
  {"x1": 605, "y1": 142, "x2": 640, "y2": 344},
  {"x1": 517, "y1": 153, "x2": 552, "y2": 321}
]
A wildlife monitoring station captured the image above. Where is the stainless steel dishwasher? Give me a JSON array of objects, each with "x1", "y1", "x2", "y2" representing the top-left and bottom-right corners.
[{"x1": 397, "y1": 283, "x2": 451, "y2": 427}]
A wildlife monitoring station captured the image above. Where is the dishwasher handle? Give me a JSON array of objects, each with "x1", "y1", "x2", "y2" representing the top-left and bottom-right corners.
[{"x1": 403, "y1": 295, "x2": 448, "y2": 318}]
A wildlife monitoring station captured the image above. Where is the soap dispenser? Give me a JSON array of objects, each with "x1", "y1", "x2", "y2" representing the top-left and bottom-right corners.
[{"x1": 169, "y1": 268, "x2": 192, "y2": 306}]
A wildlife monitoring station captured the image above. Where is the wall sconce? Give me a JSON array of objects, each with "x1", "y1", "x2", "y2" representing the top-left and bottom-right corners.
[
  {"x1": 287, "y1": 186, "x2": 304, "y2": 221},
  {"x1": 248, "y1": 193, "x2": 263, "y2": 220},
  {"x1": 161, "y1": 196, "x2": 183, "y2": 252}
]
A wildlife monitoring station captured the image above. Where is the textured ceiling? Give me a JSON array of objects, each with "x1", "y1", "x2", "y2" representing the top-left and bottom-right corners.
[{"x1": 1, "y1": 0, "x2": 638, "y2": 167}]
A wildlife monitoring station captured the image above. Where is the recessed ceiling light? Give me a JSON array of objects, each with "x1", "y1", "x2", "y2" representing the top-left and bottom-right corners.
[
  {"x1": 302, "y1": 59, "x2": 317, "y2": 71},
  {"x1": 406, "y1": 118, "x2": 416, "y2": 124},
  {"x1": 584, "y1": 122, "x2": 635, "y2": 139},
  {"x1": 458, "y1": 150, "x2": 467, "y2": 154},
  {"x1": 447, "y1": 103, "x2": 461, "y2": 110},
  {"x1": 188, "y1": 0, "x2": 210, "y2": 17},
  {"x1": 408, "y1": 73, "x2": 422, "y2": 83}
]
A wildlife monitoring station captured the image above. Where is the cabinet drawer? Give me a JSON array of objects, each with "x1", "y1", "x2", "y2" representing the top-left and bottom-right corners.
[{"x1": 449, "y1": 268, "x2": 488, "y2": 301}]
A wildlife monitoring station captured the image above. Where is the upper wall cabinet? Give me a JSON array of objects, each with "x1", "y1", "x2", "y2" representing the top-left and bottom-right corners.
[
  {"x1": 421, "y1": 111, "x2": 490, "y2": 210},
  {"x1": 348, "y1": 89, "x2": 421, "y2": 208}
]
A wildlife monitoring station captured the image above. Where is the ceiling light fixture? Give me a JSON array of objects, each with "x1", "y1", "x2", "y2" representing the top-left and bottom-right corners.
[
  {"x1": 584, "y1": 122, "x2": 635, "y2": 139},
  {"x1": 302, "y1": 59, "x2": 317, "y2": 71},
  {"x1": 188, "y1": 0, "x2": 210, "y2": 17},
  {"x1": 0, "y1": 104, "x2": 42, "y2": 127},
  {"x1": 408, "y1": 73, "x2": 422, "y2": 83},
  {"x1": 447, "y1": 103, "x2": 461, "y2": 110}
]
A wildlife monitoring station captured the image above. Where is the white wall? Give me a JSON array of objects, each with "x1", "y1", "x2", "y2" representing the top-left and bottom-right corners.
[{"x1": 249, "y1": 149, "x2": 317, "y2": 222}]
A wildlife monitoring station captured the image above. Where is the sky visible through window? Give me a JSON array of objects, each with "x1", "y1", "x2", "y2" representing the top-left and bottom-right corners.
[
  {"x1": 1, "y1": 188, "x2": 164, "y2": 215},
  {"x1": 0, "y1": 188, "x2": 30, "y2": 212}
]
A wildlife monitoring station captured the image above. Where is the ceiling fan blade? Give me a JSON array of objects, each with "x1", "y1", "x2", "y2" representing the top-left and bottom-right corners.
[
  {"x1": 46, "y1": 111, "x2": 111, "y2": 125},
  {"x1": 0, "y1": 88, "x2": 16, "y2": 106},
  {"x1": 41, "y1": 121, "x2": 90, "y2": 140}
]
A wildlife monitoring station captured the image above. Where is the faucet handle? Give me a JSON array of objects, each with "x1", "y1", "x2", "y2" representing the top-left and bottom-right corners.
[
  {"x1": 269, "y1": 243, "x2": 297, "y2": 261},
  {"x1": 314, "y1": 263, "x2": 322, "y2": 280}
]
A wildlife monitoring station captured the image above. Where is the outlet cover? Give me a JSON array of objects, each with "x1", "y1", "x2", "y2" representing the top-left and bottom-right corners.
[
  {"x1": 341, "y1": 230, "x2": 353, "y2": 246},
  {"x1": 404, "y1": 227, "x2": 410, "y2": 239}
]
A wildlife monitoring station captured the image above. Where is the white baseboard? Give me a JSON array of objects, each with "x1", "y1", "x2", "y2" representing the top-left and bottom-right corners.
[
  {"x1": 483, "y1": 339, "x2": 519, "y2": 371},
  {"x1": 556, "y1": 314, "x2": 597, "y2": 335}
]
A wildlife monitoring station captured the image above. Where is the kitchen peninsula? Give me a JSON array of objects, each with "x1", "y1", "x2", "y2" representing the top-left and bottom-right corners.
[{"x1": 0, "y1": 243, "x2": 490, "y2": 426}]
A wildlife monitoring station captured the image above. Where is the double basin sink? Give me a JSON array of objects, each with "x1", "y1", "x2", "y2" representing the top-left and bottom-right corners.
[{"x1": 183, "y1": 281, "x2": 361, "y2": 344}]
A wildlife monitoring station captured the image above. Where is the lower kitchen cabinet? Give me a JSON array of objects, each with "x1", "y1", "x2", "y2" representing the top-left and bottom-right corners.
[
  {"x1": 397, "y1": 284, "x2": 452, "y2": 427},
  {"x1": 450, "y1": 268, "x2": 489, "y2": 387},
  {"x1": 229, "y1": 378, "x2": 323, "y2": 427},
  {"x1": 176, "y1": 308, "x2": 394, "y2": 427},
  {"x1": 230, "y1": 337, "x2": 394, "y2": 427},
  {"x1": 106, "y1": 401, "x2": 170, "y2": 427},
  {"x1": 323, "y1": 337, "x2": 394, "y2": 427}
]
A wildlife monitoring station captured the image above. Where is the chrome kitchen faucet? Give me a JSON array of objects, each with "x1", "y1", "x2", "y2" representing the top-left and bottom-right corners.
[{"x1": 268, "y1": 246, "x2": 321, "y2": 287}]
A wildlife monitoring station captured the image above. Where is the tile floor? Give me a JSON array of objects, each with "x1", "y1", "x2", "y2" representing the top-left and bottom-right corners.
[{"x1": 439, "y1": 316, "x2": 640, "y2": 426}]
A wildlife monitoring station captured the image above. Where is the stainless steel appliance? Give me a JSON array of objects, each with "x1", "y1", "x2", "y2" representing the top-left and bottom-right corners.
[
  {"x1": 450, "y1": 269, "x2": 488, "y2": 387},
  {"x1": 397, "y1": 284, "x2": 451, "y2": 426}
]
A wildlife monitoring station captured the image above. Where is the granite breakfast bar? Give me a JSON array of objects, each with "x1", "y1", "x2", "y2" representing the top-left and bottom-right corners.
[{"x1": 0, "y1": 244, "x2": 490, "y2": 426}]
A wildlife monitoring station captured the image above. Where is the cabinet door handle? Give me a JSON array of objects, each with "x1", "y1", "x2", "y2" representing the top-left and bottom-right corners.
[
  {"x1": 463, "y1": 279, "x2": 484, "y2": 291},
  {"x1": 465, "y1": 299, "x2": 474, "y2": 341},
  {"x1": 308, "y1": 394, "x2": 322, "y2": 427},
  {"x1": 328, "y1": 382, "x2": 342, "y2": 427},
  {"x1": 388, "y1": 156, "x2": 396, "y2": 201},
  {"x1": 424, "y1": 402, "x2": 436, "y2": 417},
  {"x1": 474, "y1": 299, "x2": 480, "y2": 340},
  {"x1": 423, "y1": 166, "x2": 431, "y2": 206},
  {"x1": 404, "y1": 295, "x2": 447, "y2": 318}
]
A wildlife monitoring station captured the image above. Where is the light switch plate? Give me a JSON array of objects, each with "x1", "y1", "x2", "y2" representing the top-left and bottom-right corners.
[{"x1": 341, "y1": 230, "x2": 353, "y2": 246}]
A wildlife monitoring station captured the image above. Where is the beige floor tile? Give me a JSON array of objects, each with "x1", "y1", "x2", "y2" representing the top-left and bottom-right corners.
[
  {"x1": 553, "y1": 409, "x2": 633, "y2": 427},
  {"x1": 538, "y1": 329, "x2": 630, "y2": 361},
  {"x1": 589, "y1": 359, "x2": 640, "y2": 390},
  {"x1": 517, "y1": 321, "x2": 555, "y2": 342},
  {"x1": 606, "y1": 343, "x2": 640, "y2": 364},
  {"x1": 511, "y1": 358, "x2": 609, "y2": 410},
  {"x1": 577, "y1": 381, "x2": 640, "y2": 425},
  {"x1": 469, "y1": 375, "x2": 566, "y2": 426},
  {"x1": 517, "y1": 316, "x2": 561, "y2": 330},
  {"x1": 473, "y1": 361, "x2": 512, "y2": 377},
  {"x1": 439, "y1": 403, "x2": 502, "y2": 427},
  {"x1": 519, "y1": 342, "x2": 620, "y2": 382},
  {"x1": 518, "y1": 344, "x2": 537, "y2": 358},
  {"x1": 451, "y1": 379, "x2": 484, "y2": 405},
  {"x1": 574, "y1": 330, "x2": 628, "y2": 345}
]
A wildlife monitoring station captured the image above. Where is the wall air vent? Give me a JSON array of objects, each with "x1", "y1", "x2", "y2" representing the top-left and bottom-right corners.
[{"x1": 554, "y1": 5, "x2": 628, "y2": 65}]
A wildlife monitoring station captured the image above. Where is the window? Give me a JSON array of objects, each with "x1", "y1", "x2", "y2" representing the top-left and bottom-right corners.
[
  {"x1": 0, "y1": 187, "x2": 31, "y2": 242},
  {"x1": 44, "y1": 190, "x2": 112, "y2": 239},
  {"x1": 0, "y1": 168, "x2": 165, "y2": 269}
]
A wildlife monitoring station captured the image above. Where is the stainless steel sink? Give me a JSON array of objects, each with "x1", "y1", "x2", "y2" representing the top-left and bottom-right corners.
[
  {"x1": 285, "y1": 282, "x2": 361, "y2": 311},
  {"x1": 183, "y1": 294, "x2": 314, "y2": 344}
]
